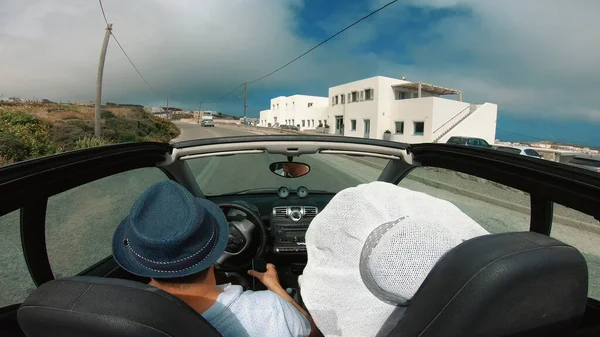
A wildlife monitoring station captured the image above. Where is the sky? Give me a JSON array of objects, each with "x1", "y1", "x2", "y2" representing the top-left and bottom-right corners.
[{"x1": 0, "y1": 0, "x2": 599, "y2": 146}]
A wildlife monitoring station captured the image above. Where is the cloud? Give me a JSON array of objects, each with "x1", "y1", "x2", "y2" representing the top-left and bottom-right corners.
[
  {"x1": 0, "y1": 0, "x2": 321, "y2": 108},
  {"x1": 369, "y1": 0, "x2": 600, "y2": 121}
]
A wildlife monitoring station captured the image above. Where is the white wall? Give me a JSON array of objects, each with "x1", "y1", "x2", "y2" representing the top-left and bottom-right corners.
[
  {"x1": 326, "y1": 76, "x2": 411, "y2": 138},
  {"x1": 259, "y1": 95, "x2": 328, "y2": 130},
  {"x1": 430, "y1": 98, "x2": 471, "y2": 134},
  {"x1": 388, "y1": 98, "x2": 435, "y2": 143},
  {"x1": 436, "y1": 103, "x2": 498, "y2": 144}
]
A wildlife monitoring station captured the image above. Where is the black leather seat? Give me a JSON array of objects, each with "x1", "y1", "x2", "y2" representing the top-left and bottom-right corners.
[
  {"x1": 17, "y1": 276, "x2": 222, "y2": 337},
  {"x1": 17, "y1": 232, "x2": 588, "y2": 337},
  {"x1": 387, "y1": 232, "x2": 589, "y2": 337}
]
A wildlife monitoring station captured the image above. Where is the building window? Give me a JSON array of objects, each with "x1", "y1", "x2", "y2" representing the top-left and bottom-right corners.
[
  {"x1": 311, "y1": 119, "x2": 315, "y2": 126},
  {"x1": 341, "y1": 95, "x2": 345, "y2": 104},
  {"x1": 365, "y1": 88, "x2": 374, "y2": 100},
  {"x1": 351, "y1": 91, "x2": 358, "y2": 102},
  {"x1": 413, "y1": 92, "x2": 419, "y2": 98},
  {"x1": 272, "y1": 104, "x2": 275, "y2": 109},
  {"x1": 350, "y1": 119, "x2": 357, "y2": 131},
  {"x1": 308, "y1": 102, "x2": 313, "y2": 107},
  {"x1": 302, "y1": 120, "x2": 305, "y2": 127},
  {"x1": 395, "y1": 121, "x2": 404, "y2": 134},
  {"x1": 396, "y1": 91, "x2": 407, "y2": 100},
  {"x1": 414, "y1": 122, "x2": 424, "y2": 135},
  {"x1": 292, "y1": 102, "x2": 295, "y2": 108},
  {"x1": 277, "y1": 104, "x2": 279, "y2": 109}
]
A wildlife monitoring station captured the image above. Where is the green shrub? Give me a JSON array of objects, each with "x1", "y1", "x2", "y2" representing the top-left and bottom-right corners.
[
  {"x1": 0, "y1": 111, "x2": 58, "y2": 162},
  {"x1": 101, "y1": 110, "x2": 116, "y2": 119},
  {"x1": 74, "y1": 136, "x2": 111, "y2": 149},
  {"x1": 49, "y1": 122, "x2": 91, "y2": 149},
  {"x1": 0, "y1": 134, "x2": 29, "y2": 162}
]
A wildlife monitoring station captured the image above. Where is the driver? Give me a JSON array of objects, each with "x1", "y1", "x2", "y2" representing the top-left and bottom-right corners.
[
  {"x1": 275, "y1": 162, "x2": 310, "y2": 178},
  {"x1": 299, "y1": 181, "x2": 489, "y2": 336},
  {"x1": 112, "y1": 180, "x2": 318, "y2": 337}
]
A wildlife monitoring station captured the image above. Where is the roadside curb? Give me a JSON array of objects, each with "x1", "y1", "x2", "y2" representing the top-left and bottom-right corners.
[{"x1": 345, "y1": 156, "x2": 600, "y2": 234}]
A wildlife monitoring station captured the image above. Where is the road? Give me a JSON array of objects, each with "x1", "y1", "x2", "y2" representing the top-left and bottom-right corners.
[{"x1": 1, "y1": 122, "x2": 598, "y2": 307}]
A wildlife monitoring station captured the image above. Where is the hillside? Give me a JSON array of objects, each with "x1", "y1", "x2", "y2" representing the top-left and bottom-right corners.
[{"x1": 0, "y1": 102, "x2": 180, "y2": 166}]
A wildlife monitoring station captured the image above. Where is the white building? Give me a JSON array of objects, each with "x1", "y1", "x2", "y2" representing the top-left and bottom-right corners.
[
  {"x1": 259, "y1": 95, "x2": 329, "y2": 129},
  {"x1": 259, "y1": 76, "x2": 498, "y2": 144}
]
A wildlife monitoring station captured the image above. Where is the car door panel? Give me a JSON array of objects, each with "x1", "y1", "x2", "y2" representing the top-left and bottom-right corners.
[{"x1": 0, "y1": 143, "x2": 170, "y2": 337}]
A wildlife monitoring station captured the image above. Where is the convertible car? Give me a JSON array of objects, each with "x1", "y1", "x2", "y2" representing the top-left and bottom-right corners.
[{"x1": 1, "y1": 135, "x2": 600, "y2": 337}]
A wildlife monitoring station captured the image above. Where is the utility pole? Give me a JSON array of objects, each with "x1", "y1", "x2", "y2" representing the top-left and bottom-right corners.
[
  {"x1": 95, "y1": 23, "x2": 112, "y2": 137},
  {"x1": 197, "y1": 101, "x2": 202, "y2": 124},
  {"x1": 243, "y1": 81, "x2": 247, "y2": 125}
]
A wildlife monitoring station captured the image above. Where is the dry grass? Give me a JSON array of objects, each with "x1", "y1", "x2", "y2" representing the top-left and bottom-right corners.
[
  {"x1": 0, "y1": 103, "x2": 143, "y2": 123},
  {"x1": 0, "y1": 102, "x2": 180, "y2": 165}
]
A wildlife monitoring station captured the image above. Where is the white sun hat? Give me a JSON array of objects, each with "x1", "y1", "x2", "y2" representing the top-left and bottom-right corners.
[{"x1": 300, "y1": 181, "x2": 489, "y2": 337}]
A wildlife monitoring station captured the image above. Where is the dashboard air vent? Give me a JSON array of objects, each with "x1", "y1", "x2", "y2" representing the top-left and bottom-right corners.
[
  {"x1": 304, "y1": 207, "x2": 318, "y2": 217},
  {"x1": 273, "y1": 207, "x2": 288, "y2": 218}
]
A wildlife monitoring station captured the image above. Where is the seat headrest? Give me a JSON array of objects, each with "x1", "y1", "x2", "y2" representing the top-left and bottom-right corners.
[
  {"x1": 388, "y1": 232, "x2": 588, "y2": 337},
  {"x1": 17, "y1": 276, "x2": 222, "y2": 337}
]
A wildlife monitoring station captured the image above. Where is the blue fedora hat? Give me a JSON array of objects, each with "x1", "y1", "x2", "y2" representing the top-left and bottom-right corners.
[{"x1": 112, "y1": 180, "x2": 229, "y2": 279}]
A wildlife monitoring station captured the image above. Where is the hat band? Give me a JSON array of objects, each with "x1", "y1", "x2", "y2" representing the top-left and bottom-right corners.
[{"x1": 125, "y1": 216, "x2": 220, "y2": 274}]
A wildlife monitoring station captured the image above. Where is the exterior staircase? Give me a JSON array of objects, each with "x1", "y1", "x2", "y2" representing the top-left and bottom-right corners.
[{"x1": 432, "y1": 104, "x2": 478, "y2": 143}]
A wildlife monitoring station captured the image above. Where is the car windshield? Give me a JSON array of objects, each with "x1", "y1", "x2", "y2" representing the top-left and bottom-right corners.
[{"x1": 186, "y1": 153, "x2": 389, "y2": 196}]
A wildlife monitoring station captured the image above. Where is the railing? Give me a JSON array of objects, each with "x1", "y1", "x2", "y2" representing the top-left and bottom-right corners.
[
  {"x1": 432, "y1": 104, "x2": 478, "y2": 143},
  {"x1": 432, "y1": 105, "x2": 471, "y2": 135}
]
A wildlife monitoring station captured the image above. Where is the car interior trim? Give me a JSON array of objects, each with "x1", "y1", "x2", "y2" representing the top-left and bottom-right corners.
[
  {"x1": 317, "y1": 150, "x2": 401, "y2": 160},
  {"x1": 179, "y1": 149, "x2": 265, "y2": 161}
]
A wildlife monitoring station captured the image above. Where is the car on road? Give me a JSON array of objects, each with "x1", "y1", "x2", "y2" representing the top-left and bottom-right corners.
[
  {"x1": 201, "y1": 119, "x2": 214, "y2": 127},
  {"x1": 1, "y1": 136, "x2": 600, "y2": 336},
  {"x1": 446, "y1": 136, "x2": 493, "y2": 148},
  {"x1": 495, "y1": 145, "x2": 544, "y2": 159},
  {"x1": 567, "y1": 155, "x2": 600, "y2": 173}
]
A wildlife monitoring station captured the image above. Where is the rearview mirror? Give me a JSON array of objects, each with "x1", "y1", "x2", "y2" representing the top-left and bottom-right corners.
[{"x1": 269, "y1": 162, "x2": 311, "y2": 178}]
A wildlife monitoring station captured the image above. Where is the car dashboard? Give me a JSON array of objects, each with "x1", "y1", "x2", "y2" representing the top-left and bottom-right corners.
[{"x1": 209, "y1": 186, "x2": 331, "y2": 257}]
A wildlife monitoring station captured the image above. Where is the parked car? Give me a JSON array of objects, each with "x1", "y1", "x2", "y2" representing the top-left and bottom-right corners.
[
  {"x1": 567, "y1": 155, "x2": 600, "y2": 173},
  {"x1": 446, "y1": 136, "x2": 492, "y2": 148},
  {"x1": 280, "y1": 125, "x2": 298, "y2": 131},
  {"x1": 495, "y1": 145, "x2": 544, "y2": 159}
]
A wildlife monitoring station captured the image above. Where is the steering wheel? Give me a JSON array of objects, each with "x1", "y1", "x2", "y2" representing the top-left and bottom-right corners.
[{"x1": 215, "y1": 203, "x2": 268, "y2": 272}]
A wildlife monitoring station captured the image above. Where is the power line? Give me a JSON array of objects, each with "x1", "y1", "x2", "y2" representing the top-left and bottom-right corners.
[
  {"x1": 496, "y1": 128, "x2": 546, "y2": 141},
  {"x1": 210, "y1": 83, "x2": 244, "y2": 103},
  {"x1": 208, "y1": 0, "x2": 399, "y2": 103},
  {"x1": 98, "y1": 0, "x2": 109, "y2": 25},
  {"x1": 247, "y1": 0, "x2": 399, "y2": 85},
  {"x1": 97, "y1": 0, "x2": 157, "y2": 95},
  {"x1": 110, "y1": 32, "x2": 157, "y2": 94}
]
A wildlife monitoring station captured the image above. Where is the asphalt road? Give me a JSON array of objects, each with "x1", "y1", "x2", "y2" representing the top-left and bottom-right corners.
[{"x1": 1, "y1": 122, "x2": 598, "y2": 307}]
